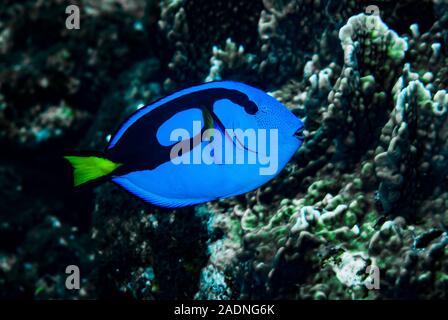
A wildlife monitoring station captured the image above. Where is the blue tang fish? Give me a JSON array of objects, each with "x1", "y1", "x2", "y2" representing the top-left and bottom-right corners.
[{"x1": 65, "y1": 81, "x2": 304, "y2": 208}]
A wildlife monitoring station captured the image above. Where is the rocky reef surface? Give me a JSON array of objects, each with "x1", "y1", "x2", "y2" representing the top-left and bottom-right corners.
[{"x1": 1, "y1": 0, "x2": 448, "y2": 299}]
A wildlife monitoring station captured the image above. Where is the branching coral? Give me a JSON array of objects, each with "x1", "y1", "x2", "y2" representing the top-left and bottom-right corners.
[
  {"x1": 375, "y1": 77, "x2": 448, "y2": 212},
  {"x1": 159, "y1": 0, "x2": 263, "y2": 90},
  {"x1": 205, "y1": 39, "x2": 257, "y2": 83}
]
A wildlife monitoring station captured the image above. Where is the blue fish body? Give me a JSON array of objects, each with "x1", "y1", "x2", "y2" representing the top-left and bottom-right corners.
[{"x1": 67, "y1": 81, "x2": 304, "y2": 208}]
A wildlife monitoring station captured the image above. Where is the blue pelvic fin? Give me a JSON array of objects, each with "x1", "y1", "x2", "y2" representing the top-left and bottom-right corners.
[{"x1": 112, "y1": 175, "x2": 212, "y2": 208}]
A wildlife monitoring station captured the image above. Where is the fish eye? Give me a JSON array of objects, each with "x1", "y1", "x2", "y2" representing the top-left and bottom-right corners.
[{"x1": 294, "y1": 127, "x2": 305, "y2": 140}]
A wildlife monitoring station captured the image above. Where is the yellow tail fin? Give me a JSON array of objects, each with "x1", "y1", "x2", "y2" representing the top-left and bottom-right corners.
[{"x1": 64, "y1": 156, "x2": 122, "y2": 186}]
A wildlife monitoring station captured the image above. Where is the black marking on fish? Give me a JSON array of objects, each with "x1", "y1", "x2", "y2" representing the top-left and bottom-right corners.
[{"x1": 107, "y1": 88, "x2": 258, "y2": 174}]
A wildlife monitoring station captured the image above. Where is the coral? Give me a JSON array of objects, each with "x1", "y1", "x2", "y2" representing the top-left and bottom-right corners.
[
  {"x1": 205, "y1": 38, "x2": 257, "y2": 83},
  {"x1": 91, "y1": 183, "x2": 210, "y2": 299},
  {"x1": 257, "y1": 0, "x2": 349, "y2": 85},
  {"x1": 368, "y1": 216, "x2": 448, "y2": 299},
  {"x1": 0, "y1": 0, "x2": 156, "y2": 149},
  {"x1": 372, "y1": 7, "x2": 448, "y2": 213},
  {"x1": 0, "y1": 0, "x2": 160, "y2": 298},
  {"x1": 159, "y1": 0, "x2": 263, "y2": 90},
  {"x1": 1, "y1": 100, "x2": 89, "y2": 147},
  {"x1": 192, "y1": 11, "x2": 448, "y2": 300},
  {"x1": 324, "y1": 14, "x2": 408, "y2": 156},
  {"x1": 375, "y1": 76, "x2": 448, "y2": 213},
  {"x1": 160, "y1": 0, "x2": 362, "y2": 89}
]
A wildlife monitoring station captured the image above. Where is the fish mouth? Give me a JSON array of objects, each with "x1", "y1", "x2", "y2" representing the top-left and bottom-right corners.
[{"x1": 293, "y1": 127, "x2": 305, "y2": 141}]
